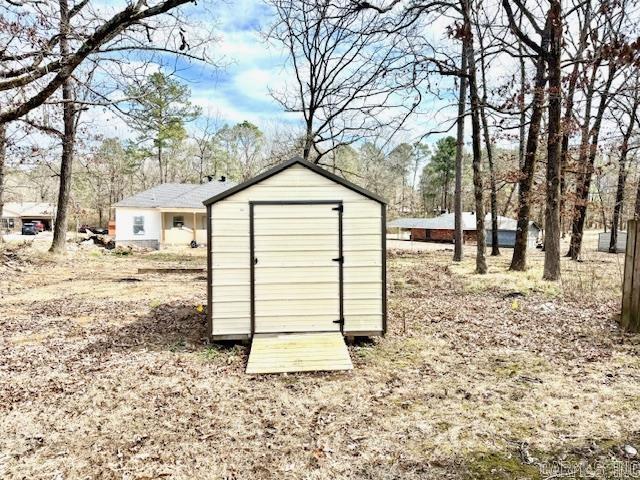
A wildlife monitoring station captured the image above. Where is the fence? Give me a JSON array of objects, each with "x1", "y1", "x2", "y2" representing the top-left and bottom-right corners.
[{"x1": 621, "y1": 220, "x2": 640, "y2": 332}]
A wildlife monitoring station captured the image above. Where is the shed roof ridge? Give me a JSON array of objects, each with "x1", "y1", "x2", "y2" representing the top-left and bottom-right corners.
[{"x1": 202, "y1": 156, "x2": 386, "y2": 206}]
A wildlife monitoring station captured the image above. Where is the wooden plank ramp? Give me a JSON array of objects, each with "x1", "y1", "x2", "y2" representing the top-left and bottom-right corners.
[{"x1": 246, "y1": 332, "x2": 353, "y2": 374}]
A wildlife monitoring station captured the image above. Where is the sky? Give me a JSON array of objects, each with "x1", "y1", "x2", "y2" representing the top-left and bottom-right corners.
[
  {"x1": 182, "y1": 0, "x2": 294, "y2": 127},
  {"x1": 85, "y1": 0, "x2": 300, "y2": 140},
  {"x1": 83, "y1": 0, "x2": 464, "y2": 147}
]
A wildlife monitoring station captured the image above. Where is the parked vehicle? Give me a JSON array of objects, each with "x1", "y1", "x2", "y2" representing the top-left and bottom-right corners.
[
  {"x1": 21, "y1": 223, "x2": 38, "y2": 235},
  {"x1": 32, "y1": 221, "x2": 45, "y2": 232}
]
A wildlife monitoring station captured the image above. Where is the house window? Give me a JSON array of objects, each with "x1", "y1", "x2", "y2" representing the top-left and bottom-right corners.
[
  {"x1": 133, "y1": 216, "x2": 145, "y2": 235},
  {"x1": 173, "y1": 215, "x2": 184, "y2": 228}
]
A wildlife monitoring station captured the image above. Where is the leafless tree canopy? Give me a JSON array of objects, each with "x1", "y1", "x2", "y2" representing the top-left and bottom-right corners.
[{"x1": 267, "y1": 0, "x2": 426, "y2": 163}]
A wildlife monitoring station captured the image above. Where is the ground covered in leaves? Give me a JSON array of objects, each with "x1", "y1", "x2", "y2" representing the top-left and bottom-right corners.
[{"x1": 1, "y1": 235, "x2": 639, "y2": 479}]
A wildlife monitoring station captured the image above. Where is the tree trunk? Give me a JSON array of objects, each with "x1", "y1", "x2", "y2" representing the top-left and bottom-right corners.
[
  {"x1": 476, "y1": 19, "x2": 499, "y2": 256},
  {"x1": 0, "y1": 123, "x2": 5, "y2": 241},
  {"x1": 509, "y1": 36, "x2": 549, "y2": 271},
  {"x1": 610, "y1": 160, "x2": 626, "y2": 251},
  {"x1": 635, "y1": 174, "x2": 640, "y2": 217},
  {"x1": 157, "y1": 143, "x2": 164, "y2": 184},
  {"x1": 542, "y1": 0, "x2": 562, "y2": 281},
  {"x1": 501, "y1": 37, "x2": 526, "y2": 231},
  {"x1": 610, "y1": 91, "x2": 639, "y2": 252},
  {"x1": 303, "y1": 118, "x2": 314, "y2": 161},
  {"x1": 50, "y1": 80, "x2": 75, "y2": 253},
  {"x1": 559, "y1": 2, "x2": 591, "y2": 238},
  {"x1": 462, "y1": 0, "x2": 486, "y2": 274},
  {"x1": 50, "y1": 0, "x2": 74, "y2": 254},
  {"x1": 502, "y1": 184, "x2": 516, "y2": 217},
  {"x1": 480, "y1": 90, "x2": 499, "y2": 256},
  {"x1": 453, "y1": 41, "x2": 468, "y2": 262},
  {"x1": 568, "y1": 63, "x2": 617, "y2": 260},
  {"x1": 566, "y1": 66, "x2": 597, "y2": 258}
]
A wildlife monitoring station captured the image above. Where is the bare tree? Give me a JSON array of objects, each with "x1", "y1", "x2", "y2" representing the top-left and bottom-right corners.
[
  {"x1": 543, "y1": 0, "x2": 563, "y2": 280},
  {"x1": 474, "y1": 5, "x2": 499, "y2": 256},
  {"x1": 51, "y1": 0, "x2": 77, "y2": 254},
  {"x1": 460, "y1": 0, "x2": 486, "y2": 274},
  {"x1": 559, "y1": 0, "x2": 592, "y2": 237},
  {"x1": 193, "y1": 116, "x2": 221, "y2": 183},
  {"x1": 453, "y1": 44, "x2": 467, "y2": 262},
  {"x1": 567, "y1": 0, "x2": 632, "y2": 260},
  {"x1": 610, "y1": 73, "x2": 640, "y2": 252},
  {"x1": 502, "y1": 0, "x2": 552, "y2": 272},
  {"x1": 267, "y1": 0, "x2": 423, "y2": 163}
]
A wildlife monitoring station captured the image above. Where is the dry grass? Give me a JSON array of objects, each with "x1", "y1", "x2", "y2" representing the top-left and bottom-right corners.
[{"x1": 0, "y1": 233, "x2": 638, "y2": 479}]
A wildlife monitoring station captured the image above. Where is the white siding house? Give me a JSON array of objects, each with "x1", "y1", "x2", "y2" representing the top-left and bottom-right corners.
[
  {"x1": 113, "y1": 179, "x2": 235, "y2": 249},
  {"x1": 114, "y1": 208, "x2": 163, "y2": 249}
]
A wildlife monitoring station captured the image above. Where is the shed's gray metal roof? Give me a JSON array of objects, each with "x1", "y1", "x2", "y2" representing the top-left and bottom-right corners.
[
  {"x1": 114, "y1": 181, "x2": 236, "y2": 209},
  {"x1": 388, "y1": 212, "x2": 539, "y2": 231}
]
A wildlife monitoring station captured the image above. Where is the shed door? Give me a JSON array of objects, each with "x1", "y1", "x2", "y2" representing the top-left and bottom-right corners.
[{"x1": 251, "y1": 202, "x2": 342, "y2": 334}]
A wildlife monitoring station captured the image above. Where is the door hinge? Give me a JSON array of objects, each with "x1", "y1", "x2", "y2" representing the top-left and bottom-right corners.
[
  {"x1": 332, "y1": 205, "x2": 343, "y2": 212},
  {"x1": 332, "y1": 256, "x2": 344, "y2": 263}
]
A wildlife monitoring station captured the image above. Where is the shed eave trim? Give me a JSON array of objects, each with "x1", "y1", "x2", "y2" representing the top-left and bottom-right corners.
[{"x1": 202, "y1": 156, "x2": 387, "y2": 206}]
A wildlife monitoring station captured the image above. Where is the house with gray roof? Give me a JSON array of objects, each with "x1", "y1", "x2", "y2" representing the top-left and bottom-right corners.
[
  {"x1": 113, "y1": 178, "x2": 235, "y2": 249},
  {"x1": 388, "y1": 212, "x2": 541, "y2": 248}
]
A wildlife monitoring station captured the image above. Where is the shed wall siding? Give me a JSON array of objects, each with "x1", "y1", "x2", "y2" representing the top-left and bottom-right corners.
[
  {"x1": 485, "y1": 226, "x2": 539, "y2": 248},
  {"x1": 598, "y1": 231, "x2": 626, "y2": 252},
  {"x1": 210, "y1": 164, "x2": 383, "y2": 336}
]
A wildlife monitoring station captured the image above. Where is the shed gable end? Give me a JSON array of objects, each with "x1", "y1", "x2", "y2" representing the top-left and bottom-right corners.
[{"x1": 203, "y1": 157, "x2": 385, "y2": 206}]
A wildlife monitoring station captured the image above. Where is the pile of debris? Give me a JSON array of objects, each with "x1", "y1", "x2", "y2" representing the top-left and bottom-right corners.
[
  {"x1": 0, "y1": 244, "x2": 31, "y2": 273},
  {"x1": 78, "y1": 233, "x2": 115, "y2": 250}
]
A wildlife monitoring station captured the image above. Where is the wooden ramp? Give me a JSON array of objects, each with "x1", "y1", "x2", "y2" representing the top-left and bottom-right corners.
[{"x1": 246, "y1": 332, "x2": 353, "y2": 374}]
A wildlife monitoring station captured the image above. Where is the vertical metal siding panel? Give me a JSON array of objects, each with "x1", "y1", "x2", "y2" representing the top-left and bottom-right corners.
[
  {"x1": 210, "y1": 201, "x2": 251, "y2": 336},
  {"x1": 206, "y1": 204, "x2": 212, "y2": 340},
  {"x1": 381, "y1": 203, "x2": 387, "y2": 335}
]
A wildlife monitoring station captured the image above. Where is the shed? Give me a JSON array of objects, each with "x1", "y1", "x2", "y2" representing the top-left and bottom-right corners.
[
  {"x1": 598, "y1": 231, "x2": 626, "y2": 252},
  {"x1": 203, "y1": 157, "x2": 386, "y2": 374},
  {"x1": 486, "y1": 216, "x2": 541, "y2": 249}
]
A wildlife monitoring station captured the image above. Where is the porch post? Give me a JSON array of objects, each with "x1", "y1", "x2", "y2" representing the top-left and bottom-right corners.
[{"x1": 160, "y1": 212, "x2": 165, "y2": 245}]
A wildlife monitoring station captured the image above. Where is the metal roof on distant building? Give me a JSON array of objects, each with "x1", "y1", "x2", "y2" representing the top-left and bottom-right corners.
[
  {"x1": 388, "y1": 212, "x2": 539, "y2": 231},
  {"x1": 113, "y1": 180, "x2": 236, "y2": 209}
]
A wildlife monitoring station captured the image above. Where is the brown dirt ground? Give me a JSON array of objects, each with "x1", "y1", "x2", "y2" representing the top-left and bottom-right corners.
[{"x1": 1, "y1": 232, "x2": 639, "y2": 479}]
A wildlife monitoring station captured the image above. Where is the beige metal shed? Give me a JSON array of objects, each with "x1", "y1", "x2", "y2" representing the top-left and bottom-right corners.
[{"x1": 203, "y1": 157, "x2": 386, "y2": 373}]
